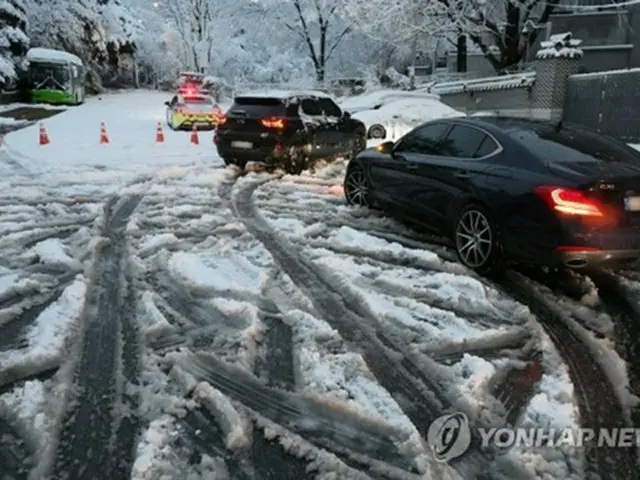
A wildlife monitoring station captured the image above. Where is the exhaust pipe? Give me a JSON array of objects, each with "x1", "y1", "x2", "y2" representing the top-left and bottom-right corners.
[{"x1": 565, "y1": 258, "x2": 589, "y2": 268}]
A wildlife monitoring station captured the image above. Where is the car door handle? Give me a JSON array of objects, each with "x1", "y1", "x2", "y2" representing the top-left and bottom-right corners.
[
  {"x1": 405, "y1": 163, "x2": 418, "y2": 170},
  {"x1": 454, "y1": 170, "x2": 472, "y2": 178}
]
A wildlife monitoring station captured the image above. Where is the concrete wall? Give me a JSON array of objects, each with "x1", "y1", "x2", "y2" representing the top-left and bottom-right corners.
[
  {"x1": 434, "y1": 49, "x2": 580, "y2": 122},
  {"x1": 434, "y1": 36, "x2": 640, "y2": 143}
]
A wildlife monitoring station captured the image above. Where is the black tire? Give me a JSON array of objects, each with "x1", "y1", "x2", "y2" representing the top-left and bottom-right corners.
[
  {"x1": 344, "y1": 164, "x2": 370, "y2": 207},
  {"x1": 368, "y1": 124, "x2": 386, "y2": 139},
  {"x1": 453, "y1": 203, "x2": 505, "y2": 276},
  {"x1": 285, "y1": 147, "x2": 308, "y2": 175}
]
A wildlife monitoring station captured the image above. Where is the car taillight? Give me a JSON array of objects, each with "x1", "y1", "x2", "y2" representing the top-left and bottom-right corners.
[
  {"x1": 216, "y1": 115, "x2": 226, "y2": 125},
  {"x1": 261, "y1": 117, "x2": 286, "y2": 129},
  {"x1": 535, "y1": 186, "x2": 604, "y2": 217}
]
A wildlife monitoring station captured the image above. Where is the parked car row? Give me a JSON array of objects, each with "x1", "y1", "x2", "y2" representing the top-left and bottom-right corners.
[{"x1": 170, "y1": 84, "x2": 640, "y2": 276}]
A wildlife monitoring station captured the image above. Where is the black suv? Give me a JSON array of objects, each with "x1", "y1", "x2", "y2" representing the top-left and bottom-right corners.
[{"x1": 215, "y1": 91, "x2": 367, "y2": 174}]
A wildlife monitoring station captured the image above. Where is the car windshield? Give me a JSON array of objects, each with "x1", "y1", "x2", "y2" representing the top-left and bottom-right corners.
[
  {"x1": 29, "y1": 62, "x2": 70, "y2": 90},
  {"x1": 510, "y1": 126, "x2": 640, "y2": 166}
]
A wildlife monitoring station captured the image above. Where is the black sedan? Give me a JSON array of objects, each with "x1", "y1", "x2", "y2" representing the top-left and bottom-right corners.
[{"x1": 343, "y1": 116, "x2": 640, "y2": 275}]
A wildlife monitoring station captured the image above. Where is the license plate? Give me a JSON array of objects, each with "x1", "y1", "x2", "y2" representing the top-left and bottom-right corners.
[
  {"x1": 625, "y1": 196, "x2": 640, "y2": 211},
  {"x1": 231, "y1": 141, "x2": 252, "y2": 149}
]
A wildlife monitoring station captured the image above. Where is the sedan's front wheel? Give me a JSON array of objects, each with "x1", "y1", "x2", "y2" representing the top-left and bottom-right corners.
[
  {"x1": 344, "y1": 165, "x2": 370, "y2": 207},
  {"x1": 454, "y1": 204, "x2": 504, "y2": 275}
]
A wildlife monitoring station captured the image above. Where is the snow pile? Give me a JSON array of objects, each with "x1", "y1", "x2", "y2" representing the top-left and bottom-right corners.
[
  {"x1": 536, "y1": 32, "x2": 583, "y2": 60},
  {"x1": 0, "y1": 277, "x2": 86, "y2": 386}
]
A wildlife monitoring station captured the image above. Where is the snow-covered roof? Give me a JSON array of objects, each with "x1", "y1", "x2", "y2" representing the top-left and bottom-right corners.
[
  {"x1": 235, "y1": 89, "x2": 332, "y2": 100},
  {"x1": 26, "y1": 48, "x2": 83, "y2": 66},
  {"x1": 431, "y1": 72, "x2": 536, "y2": 95},
  {"x1": 536, "y1": 32, "x2": 583, "y2": 60}
]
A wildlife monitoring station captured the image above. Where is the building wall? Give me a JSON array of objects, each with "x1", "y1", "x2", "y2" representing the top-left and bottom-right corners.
[
  {"x1": 548, "y1": 8, "x2": 640, "y2": 71},
  {"x1": 564, "y1": 69, "x2": 640, "y2": 142}
]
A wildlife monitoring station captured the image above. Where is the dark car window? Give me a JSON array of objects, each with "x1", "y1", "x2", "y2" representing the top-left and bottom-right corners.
[
  {"x1": 396, "y1": 123, "x2": 450, "y2": 154},
  {"x1": 510, "y1": 127, "x2": 640, "y2": 165},
  {"x1": 318, "y1": 98, "x2": 342, "y2": 117},
  {"x1": 184, "y1": 96, "x2": 212, "y2": 104},
  {"x1": 441, "y1": 125, "x2": 490, "y2": 158},
  {"x1": 474, "y1": 136, "x2": 500, "y2": 158},
  {"x1": 301, "y1": 98, "x2": 322, "y2": 116},
  {"x1": 230, "y1": 96, "x2": 287, "y2": 116}
]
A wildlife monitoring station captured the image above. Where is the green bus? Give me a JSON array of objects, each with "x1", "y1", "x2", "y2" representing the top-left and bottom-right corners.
[{"x1": 26, "y1": 47, "x2": 86, "y2": 105}]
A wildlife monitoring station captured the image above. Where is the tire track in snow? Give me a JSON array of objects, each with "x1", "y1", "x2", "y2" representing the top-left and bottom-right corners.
[
  {"x1": 496, "y1": 270, "x2": 637, "y2": 479},
  {"x1": 0, "y1": 272, "x2": 76, "y2": 353},
  {"x1": 0, "y1": 416, "x2": 33, "y2": 479},
  {"x1": 586, "y1": 270, "x2": 640, "y2": 427},
  {"x1": 231, "y1": 179, "x2": 488, "y2": 478},
  {"x1": 250, "y1": 292, "x2": 318, "y2": 480},
  {"x1": 171, "y1": 350, "x2": 419, "y2": 473},
  {"x1": 48, "y1": 194, "x2": 142, "y2": 479}
]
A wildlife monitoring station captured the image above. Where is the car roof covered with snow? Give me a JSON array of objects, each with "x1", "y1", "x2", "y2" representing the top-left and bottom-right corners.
[
  {"x1": 339, "y1": 89, "x2": 440, "y2": 113},
  {"x1": 234, "y1": 90, "x2": 332, "y2": 101},
  {"x1": 26, "y1": 47, "x2": 83, "y2": 66}
]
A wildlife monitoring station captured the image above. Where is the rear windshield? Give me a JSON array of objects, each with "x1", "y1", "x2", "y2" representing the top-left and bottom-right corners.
[
  {"x1": 510, "y1": 126, "x2": 640, "y2": 165},
  {"x1": 231, "y1": 97, "x2": 287, "y2": 116}
]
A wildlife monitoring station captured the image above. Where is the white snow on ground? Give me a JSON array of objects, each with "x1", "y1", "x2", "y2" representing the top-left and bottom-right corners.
[
  {"x1": 0, "y1": 88, "x2": 635, "y2": 478},
  {"x1": 21, "y1": 238, "x2": 82, "y2": 271},
  {"x1": 242, "y1": 165, "x2": 582, "y2": 476},
  {"x1": 131, "y1": 415, "x2": 227, "y2": 480},
  {"x1": 0, "y1": 277, "x2": 86, "y2": 375},
  {"x1": 3, "y1": 90, "x2": 225, "y2": 176}
]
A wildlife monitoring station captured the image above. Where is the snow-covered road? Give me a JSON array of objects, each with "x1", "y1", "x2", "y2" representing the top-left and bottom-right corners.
[{"x1": 0, "y1": 90, "x2": 639, "y2": 480}]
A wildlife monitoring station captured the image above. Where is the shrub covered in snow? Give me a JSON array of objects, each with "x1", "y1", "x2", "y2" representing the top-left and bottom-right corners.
[{"x1": 0, "y1": 0, "x2": 29, "y2": 89}]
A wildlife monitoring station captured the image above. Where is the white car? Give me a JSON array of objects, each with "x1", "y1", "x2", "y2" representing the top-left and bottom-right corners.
[{"x1": 342, "y1": 91, "x2": 463, "y2": 140}]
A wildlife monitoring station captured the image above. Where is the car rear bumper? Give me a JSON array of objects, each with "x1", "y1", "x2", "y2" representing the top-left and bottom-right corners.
[{"x1": 555, "y1": 248, "x2": 640, "y2": 269}]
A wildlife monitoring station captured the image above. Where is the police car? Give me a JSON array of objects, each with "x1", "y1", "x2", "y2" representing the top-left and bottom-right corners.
[{"x1": 164, "y1": 88, "x2": 223, "y2": 130}]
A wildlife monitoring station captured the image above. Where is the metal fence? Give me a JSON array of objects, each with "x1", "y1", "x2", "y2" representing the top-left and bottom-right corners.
[{"x1": 564, "y1": 70, "x2": 640, "y2": 143}]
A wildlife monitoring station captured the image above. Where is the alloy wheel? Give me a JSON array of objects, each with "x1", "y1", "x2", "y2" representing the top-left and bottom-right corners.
[
  {"x1": 345, "y1": 168, "x2": 369, "y2": 206},
  {"x1": 455, "y1": 209, "x2": 493, "y2": 268}
]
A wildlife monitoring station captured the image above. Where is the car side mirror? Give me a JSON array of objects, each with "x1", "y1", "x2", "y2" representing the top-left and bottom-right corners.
[
  {"x1": 376, "y1": 141, "x2": 394, "y2": 155},
  {"x1": 343, "y1": 111, "x2": 351, "y2": 118},
  {"x1": 164, "y1": 101, "x2": 170, "y2": 106}
]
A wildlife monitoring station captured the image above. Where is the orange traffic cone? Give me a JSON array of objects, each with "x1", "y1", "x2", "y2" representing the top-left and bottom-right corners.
[
  {"x1": 39, "y1": 123, "x2": 50, "y2": 145},
  {"x1": 99, "y1": 122, "x2": 109, "y2": 144},
  {"x1": 156, "y1": 121, "x2": 164, "y2": 143},
  {"x1": 190, "y1": 124, "x2": 199, "y2": 145}
]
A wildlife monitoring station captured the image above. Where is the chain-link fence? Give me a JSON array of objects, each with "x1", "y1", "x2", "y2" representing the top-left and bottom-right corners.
[{"x1": 565, "y1": 71, "x2": 640, "y2": 143}]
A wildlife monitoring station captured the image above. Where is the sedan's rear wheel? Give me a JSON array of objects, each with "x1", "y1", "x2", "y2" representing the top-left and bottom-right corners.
[
  {"x1": 344, "y1": 166, "x2": 370, "y2": 207},
  {"x1": 454, "y1": 204, "x2": 504, "y2": 275}
]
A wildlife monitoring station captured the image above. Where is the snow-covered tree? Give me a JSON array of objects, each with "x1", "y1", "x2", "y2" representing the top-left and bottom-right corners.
[
  {"x1": 280, "y1": 0, "x2": 354, "y2": 82},
  {"x1": 0, "y1": 0, "x2": 29, "y2": 88},
  {"x1": 343, "y1": 0, "x2": 562, "y2": 74}
]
